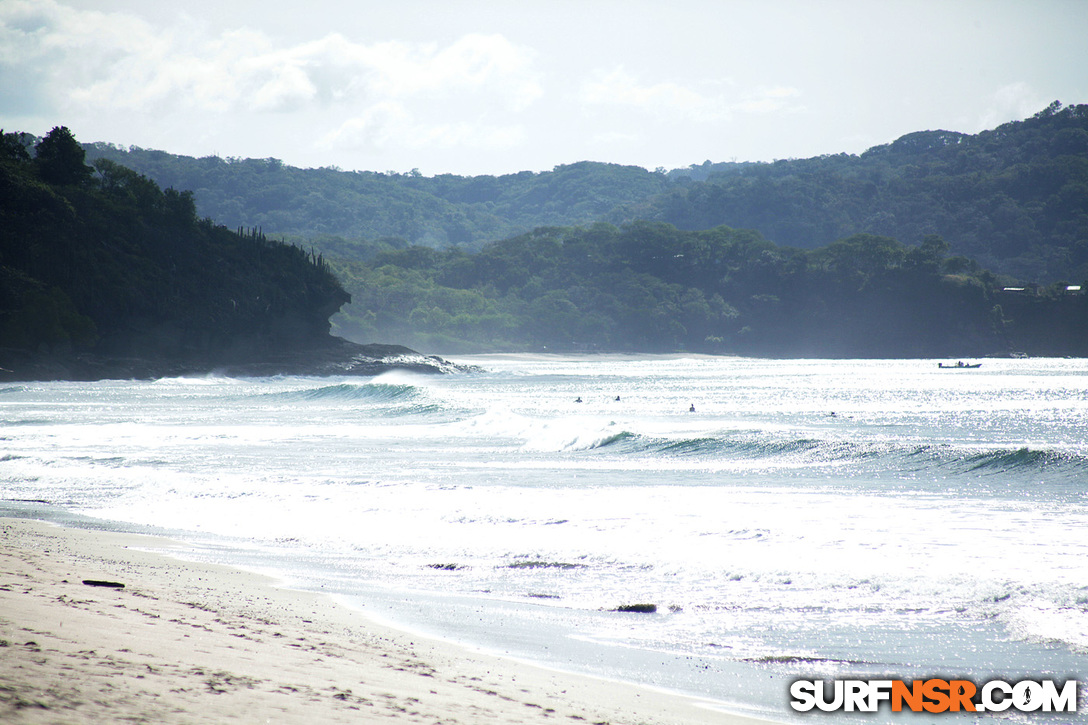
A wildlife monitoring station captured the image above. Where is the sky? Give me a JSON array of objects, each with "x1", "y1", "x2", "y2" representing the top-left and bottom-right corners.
[{"x1": 1, "y1": 0, "x2": 1086, "y2": 177}]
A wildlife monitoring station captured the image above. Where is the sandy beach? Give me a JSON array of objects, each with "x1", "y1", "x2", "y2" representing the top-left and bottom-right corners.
[{"x1": 0, "y1": 516, "x2": 772, "y2": 724}]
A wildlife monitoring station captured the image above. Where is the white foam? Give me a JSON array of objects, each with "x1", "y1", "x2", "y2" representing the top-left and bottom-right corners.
[{"x1": 5, "y1": 355, "x2": 1088, "y2": 714}]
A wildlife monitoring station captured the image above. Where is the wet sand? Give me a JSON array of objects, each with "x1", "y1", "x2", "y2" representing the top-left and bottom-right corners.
[{"x1": 0, "y1": 516, "x2": 772, "y2": 724}]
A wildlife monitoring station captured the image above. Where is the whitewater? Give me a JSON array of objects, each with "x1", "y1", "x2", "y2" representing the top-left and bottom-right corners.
[{"x1": 2, "y1": 355, "x2": 1086, "y2": 723}]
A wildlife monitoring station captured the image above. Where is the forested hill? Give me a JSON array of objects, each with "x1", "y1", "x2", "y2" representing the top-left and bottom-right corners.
[
  {"x1": 81, "y1": 145, "x2": 671, "y2": 255},
  {"x1": 647, "y1": 101, "x2": 1088, "y2": 283},
  {"x1": 83, "y1": 103, "x2": 1088, "y2": 283},
  {"x1": 329, "y1": 222, "x2": 1088, "y2": 358},
  {"x1": 1, "y1": 127, "x2": 352, "y2": 379}
]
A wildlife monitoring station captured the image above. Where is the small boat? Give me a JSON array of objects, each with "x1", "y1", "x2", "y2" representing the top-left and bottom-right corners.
[{"x1": 938, "y1": 361, "x2": 981, "y2": 369}]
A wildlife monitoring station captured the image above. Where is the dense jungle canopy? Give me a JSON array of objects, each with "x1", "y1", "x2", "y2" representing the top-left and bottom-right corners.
[
  {"x1": 1, "y1": 126, "x2": 348, "y2": 369},
  {"x1": 328, "y1": 222, "x2": 1086, "y2": 357}
]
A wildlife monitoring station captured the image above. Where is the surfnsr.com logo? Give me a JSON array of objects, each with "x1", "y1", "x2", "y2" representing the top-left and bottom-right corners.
[{"x1": 790, "y1": 679, "x2": 1078, "y2": 713}]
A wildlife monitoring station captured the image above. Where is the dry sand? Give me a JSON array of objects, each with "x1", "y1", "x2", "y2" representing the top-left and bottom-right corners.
[{"x1": 0, "y1": 516, "x2": 773, "y2": 724}]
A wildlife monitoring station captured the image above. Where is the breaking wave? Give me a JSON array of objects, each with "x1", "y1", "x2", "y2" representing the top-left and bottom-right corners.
[
  {"x1": 261, "y1": 382, "x2": 421, "y2": 404},
  {"x1": 578, "y1": 428, "x2": 1088, "y2": 481}
]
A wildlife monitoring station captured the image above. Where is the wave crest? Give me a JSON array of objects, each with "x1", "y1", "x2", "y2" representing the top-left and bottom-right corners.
[
  {"x1": 266, "y1": 382, "x2": 420, "y2": 403},
  {"x1": 577, "y1": 428, "x2": 1088, "y2": 481}
]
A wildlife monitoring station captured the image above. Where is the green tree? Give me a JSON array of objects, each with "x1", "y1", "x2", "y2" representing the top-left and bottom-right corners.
[
  {"x1": 0, "y1": 130, "x2": 32, "y2": 164},
  {"x1": 34, "y1": 126, "x2": 93, "y2": 186}
]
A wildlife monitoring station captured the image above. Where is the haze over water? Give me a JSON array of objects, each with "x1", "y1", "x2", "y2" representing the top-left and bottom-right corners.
[{"x1": 2, "y1": 355, "x2": 1086, "y2": 722}]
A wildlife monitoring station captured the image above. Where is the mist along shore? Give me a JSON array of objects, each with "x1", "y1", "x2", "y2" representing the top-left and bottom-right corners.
[{"x1": 0, "y1": 516, "x2": 772, "y2": 725}]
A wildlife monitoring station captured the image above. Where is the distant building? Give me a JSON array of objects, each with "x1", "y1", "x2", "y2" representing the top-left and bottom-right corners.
[{"x1": 999, "y1": 285, "x2": 1083, "y2": 296}]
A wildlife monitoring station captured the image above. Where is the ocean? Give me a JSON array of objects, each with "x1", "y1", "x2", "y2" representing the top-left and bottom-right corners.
[{"x1": 2, "y1": 355, "x2": 1086, "y2": 723}]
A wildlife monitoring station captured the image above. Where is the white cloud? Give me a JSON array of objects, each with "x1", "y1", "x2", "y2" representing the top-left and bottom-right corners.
[
  {"x1": 354, "y1": 34, "x2": 543, "y2": 110},
  {"x1": 979, "y1": 82, "x2": 1047, "y2": 130},
  {"x1": 0, "y1": 0, "x2": 169, "y2": 110},
  {"x1": 320, "y1": 101, "x2": 525, "y2": 152},
  {"x1": 0, "y1": 1, "x2": 542, "y2": 116},
  {"x1": 580, "y1": 67, "x2": 801, "y2": 122},
  {"x1": 581, "y1": 67, "x2": 730, "y2": 122},
  {"x1": 734, "y1": 86, "x2": 804, "y2": 114},
  {"x1": 591, "y1": 130, "x2": 641, "y2": 145},
  {"x1": 319, "y1": 101, "x2": 410, "y2": 149}
]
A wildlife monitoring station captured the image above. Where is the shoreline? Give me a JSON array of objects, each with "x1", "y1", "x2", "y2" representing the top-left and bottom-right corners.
[{"x1": 0, "y1": 516, "x2": 775, "y2": 724}]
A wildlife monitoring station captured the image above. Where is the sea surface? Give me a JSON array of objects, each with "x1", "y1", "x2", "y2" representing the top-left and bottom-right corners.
[{"x1": 2, "y1": 355, "x2": 1086, "y2": 723}]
